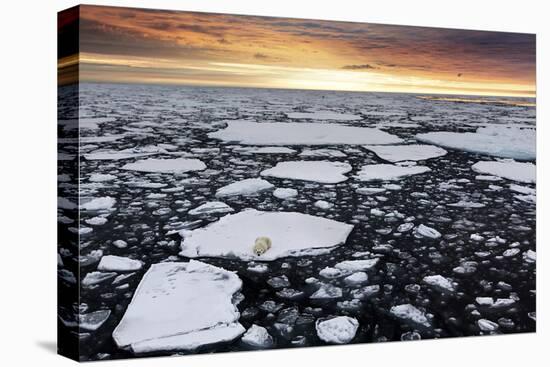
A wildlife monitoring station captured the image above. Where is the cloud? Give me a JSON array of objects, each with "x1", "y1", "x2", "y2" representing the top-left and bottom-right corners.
[{"x1": 341, "y1": 64, "x2": 379, "y2": 70}]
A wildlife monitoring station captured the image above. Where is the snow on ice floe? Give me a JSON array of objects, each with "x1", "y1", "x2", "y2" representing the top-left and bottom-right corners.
[
  {"x1": 363, "y1": 144, "x2": 447, "y2": 162},
  {"x1": 97, "y1": 255, "x2": 143, "y2": 272},
  {"x1": 180, "y1": 209, "x2": 353, "y2": 261},
  {"x1": 208, "y1": 120, "x2": 402, "y2": 146},
  {"x1": 122, "y1": 158, "x2": 206, "y2": 174},
  {"x1": 112, "y1": 260, "x2": 244, "y2": 353},
  {"x1": 471, "y1": 160, "x2": 536, "y2": 183},
  {"x1": 286, "y1": 111, "x2": 362, "y2": 121},
  {"x1": 354, "y1": 164, "x2": 430, "y2": 181},
  {"x1": 315, "y1": 316, "x2": 359, "y2": 344},
  {"x1": 215, "y1": 178, "x2": 274, "y2": 197},
  {"x1": 261, "y1": 161, "x2": 352, "y2": 184},
  {"x1": 416, "y1": 126, "x2": 535, "y2": 160},
  {"x1": 188, "y1": 201, "x2": 234, "y2": 215}
]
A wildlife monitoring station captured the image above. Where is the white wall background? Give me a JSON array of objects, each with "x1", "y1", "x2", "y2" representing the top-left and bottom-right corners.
[{"x1": 0, "y1": 0, "x2": 547, "y2": 365}]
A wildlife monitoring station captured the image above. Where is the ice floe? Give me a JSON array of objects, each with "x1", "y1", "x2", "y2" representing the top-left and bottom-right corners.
[
  {"x1": 241, "y1": 325, "x2": 274, "y2": 348},
  {"x1": 80, "y1": 197, "x2": 116, "y2": 211},
  {"x1": 273, "y1": 188, "x2": 298, "y2": 199},
  {"x1": 363, "y1": 144, "x2": 447, "y2": 162},
  {"x1": 215, "y1": 178, "x2": 274, "y2": 197},
  {"x1": 112, "y1": 260, "x2": 244, "y2": 353},
  {"x1": 98, "y1": 255, "x2": 143, "y2": 272},
  {"x1": 416, "y1": 126, "x2": 535, "y2": 160},
  {"x1": 414, "y1": 224, "x2": 441, "y2": 239},
  {"x1": 315, "y1": 316, "x2": 359, "y2": 344},
  {"x1": 300, "y1": 148, "x2": 347, "y2": 158},
  {"x1": 180, "y1": 209, "x2": 353, "y2": 261},
  {"x1": 261, "y1": 161, "x2": 352, "y2": 184},
  {"x1": 335, "y1": 259, "x2": 379, "y2": 272},
  {"x1": 122, "y1": 158, "x2": 206, "y2": 173},
  {"x1": 390, "y1": 304, "x2": 431, "y2": 328},
  {"x1": 354, "y1": 164, "x2": 430, "y2": 181},
  {"x1": 287, "y1": 111, "x2": 362, "y2": 121},
  {"x1": 423, "y1": 275, "x2": 456, "y2": 293},
  {"x1": 188, "y1": 201, "x2": 234, "y2": 215},
  {"x1": 471, "y1": 161, "x2": 536, "y2": 183},
  {"x1": 209, "y1": 120, "x2": 402, "y2": 146}
]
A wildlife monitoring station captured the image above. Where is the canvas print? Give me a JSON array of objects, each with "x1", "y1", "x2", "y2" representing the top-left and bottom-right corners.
[{"x1": 57, "y1": 5, "x2": 536, "y2": 362}]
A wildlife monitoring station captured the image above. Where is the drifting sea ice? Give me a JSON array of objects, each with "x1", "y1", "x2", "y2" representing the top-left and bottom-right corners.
[
  {"x1": 215, "y1": 178, "x2": 274, "y2": 197},
  {"x1": 354, "y1": 164, "x2": 431, "y2": 181},
  {"x1": 180, "y1": 209, "x2": 353, "y2": 261},
  {"x1": 208, "y1": 120, "x2": 402, "y2": 146},
  {"x1": 112, "y1": 260, "x2": 244, "y2": 353},
  {"x1": 97, "y1": 255, "x2": 143, "y2": 272},
  {"x1": 471, "y1": 161, "x2": 536, "y2": 183},
  {"x1": 315, "y1": 316, "x2": 359, "y2": 344},
  {"x1": 80, "y1": 197, "x2": 116, "y2": 211},
  {"x1": 286, "y1": 111, "x2": 362, "y2": 121},
  {"x1": 299, "y1": 148, "x2": 347, "y2": 158},
  {"x1": 188, "y1": 201, "x2": 234, "y2": 215},
  {"x1": 363, "y1": 144, "x2": 447, "y2": 162},
  {"x1": 415, "y1": 126, "x2": 535, "y2": 160},
  {"x1": 422, "y1": 275, "x2": 456, "y2": 293},
  {"x1": 261, "y1": 161, "x2": 352, "y2": 184},
  {"x1": 414, "y1": 224, "x2": 442, "y2": 239},
  {"x1": 241, "y1": 324, "x2": 274, "y2": 348},
  {"x1": 390, "y1": 304, "x2": 431, "y2": 328},
  {"x1": 122, "y1": 158, "x2": 206, "y2": 173},
  {"x1": 273, "y1": 188, "x2": 298, "y2": 199}
]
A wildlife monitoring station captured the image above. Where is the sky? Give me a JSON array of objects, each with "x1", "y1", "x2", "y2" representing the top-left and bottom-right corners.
[{"x1": 59, "y1": 5, "x2": 536, "y2": 97}]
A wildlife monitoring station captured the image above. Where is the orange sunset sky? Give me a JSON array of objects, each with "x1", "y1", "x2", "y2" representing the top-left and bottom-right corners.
[{"x1": 58, "y1": 5, "x2": 536, "y2": 97}]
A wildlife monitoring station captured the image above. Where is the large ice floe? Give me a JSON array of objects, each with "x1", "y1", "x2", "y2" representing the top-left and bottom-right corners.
[
  {"x1": 122, "y1": 158, "x2": 206, "y2": 173},
  {"x1": 215, "y1": 178, "x2": 274, "y2": 197},
  {"x1": 208, "y1": 120, "x2": 402, "y2": 146},
  {"x1": 180, "y1": 209, "x2": 354, "y2": 261},
  {"x1": 471, "y1": 160, "x2": 536, "y2": 183},
  {"x1": 354, "y1": 164, "x2": 431, "y2": 181},
  {"x1": 415, "y1": 126, "x2": 535, "y2": 160},
  {"x1": 261, "y1": 161, "x2": 352, "y2": 184},
  {"x1": 363, "y1": 144, "x2": 447, "y2": 162},
  {"x1": 112, "y1": 260, "x2": 244, "y2": 353}
]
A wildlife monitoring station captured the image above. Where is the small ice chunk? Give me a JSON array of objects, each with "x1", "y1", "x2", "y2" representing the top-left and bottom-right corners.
[
  {"x1": 215, "y1": 178, "x2": 274, "y2": 197},
  {"x1": 113, "y1": 240, "x2": 128, "y2": 249},
  {"x1": 335, "y1": 259, "x2": 379, "y2": 272},
  {"x1": 355, "y1": 164, "x2": 430, "y2": 181},
  {"x1": 261, "y1": 161, "x2": 352, "y2": 184},
  {"x1": 188, "y1": 201, "x2": 234, "y2": 215},
  {"x1": 85, "y1": 216, "x2": 108, "y2": 226},
  {"x1": 448, "y1": 201, "x2": 485, "y2": 208},
  {"x1": 414, "y1": 224, "x2": 441, "y2": 239},
  {"x1": 315, "y1": 316, "x2": 359, "y2": 344},
  {"x1": 82, "y1": 272, "x2": 117, "y2": 287},
  {"x1": 273, "y1": 188, "x2": 298, "y2": 199},
  {"x1": 344, "y1": 272, "x2": 368, "y2": 286},
  {"x1": 300, "y1": 149, "x2": 347, "y2": 158},
  {"x1": 241, "y1": 325, "x2": 274, "y2": 348},
  {"x1": 79, "y1": 310, "x2": 111, "y2": 331},
  {"x1": 98, "y1": 255, "x2": 143, "y2": 272},
  {"x1": 390, "y1": 304, "x2": 431, "y2": 327},
  {"x1": 478, "y1": 319, "x2": 499, "y2": 332},
  {"x1": 423, "y1": 275, "x2": 455, "y2": 293},
  {"x1": 314, "y1": 200, "x2": 333, "y2": 210},
  {"x1": 310, "y1": 284, "x2": 343, "y2": 299},
  {"x1": 80, "y1": 197, "x2": 116, "y2": 211},
  {"x1": 89, "y1": 173, "x2": 117, "y2": 182}
]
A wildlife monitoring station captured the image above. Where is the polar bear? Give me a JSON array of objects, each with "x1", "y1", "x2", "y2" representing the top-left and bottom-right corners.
[{"x1": 253, "y1": 236, "x2": 272, "y2": 256}]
